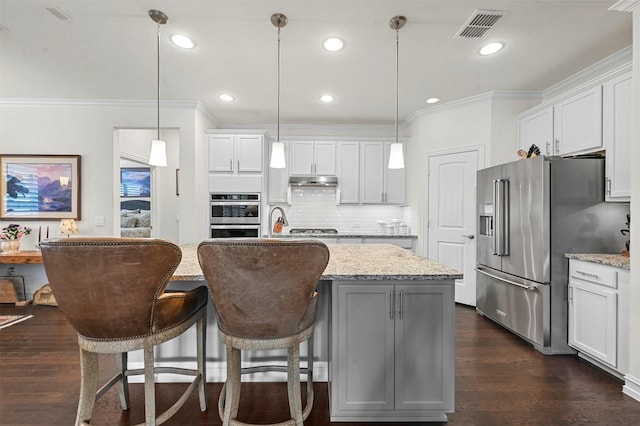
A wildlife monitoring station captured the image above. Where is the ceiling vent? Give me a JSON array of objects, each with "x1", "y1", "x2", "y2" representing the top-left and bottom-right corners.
[{"x1": 454, "y1": 9, "x2": 506, "y2": 39}]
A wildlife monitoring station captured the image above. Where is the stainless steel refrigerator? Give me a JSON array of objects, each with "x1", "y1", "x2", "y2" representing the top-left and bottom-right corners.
[{"x1": 476, "y1": 156, "x2": 627, "y2": 354}]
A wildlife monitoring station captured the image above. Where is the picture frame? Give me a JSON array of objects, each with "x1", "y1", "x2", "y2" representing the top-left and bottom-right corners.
[
  {"x1": 1, "y1": 154, "x2": 81, "y2": 220},
  {"x1": 120, "y1": 167, "x2": 151, "y2": 198}
]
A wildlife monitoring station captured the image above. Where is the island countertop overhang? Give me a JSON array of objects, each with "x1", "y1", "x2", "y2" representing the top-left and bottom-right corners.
[{"x1": 173, "y1": 243, "x2": 462, "y2": 281}]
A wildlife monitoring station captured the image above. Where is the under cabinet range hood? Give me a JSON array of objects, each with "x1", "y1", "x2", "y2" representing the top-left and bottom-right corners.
[{"x1": 289, "y1": 176, "x2": 338, "y2": 187}]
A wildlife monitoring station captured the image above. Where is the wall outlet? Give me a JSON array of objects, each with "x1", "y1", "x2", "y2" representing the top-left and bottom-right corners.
[{"x1": 94, "y1": 216, "x2": 105, "y2": 226}]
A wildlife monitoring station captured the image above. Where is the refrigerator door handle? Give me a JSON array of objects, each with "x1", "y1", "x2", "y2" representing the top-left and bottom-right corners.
[
  {"x1": 493, "y1": 179, "x2": 509, "y2": 256},
  {"x1": 475, "y1": 267, "x2": 537, "y2": 291}
]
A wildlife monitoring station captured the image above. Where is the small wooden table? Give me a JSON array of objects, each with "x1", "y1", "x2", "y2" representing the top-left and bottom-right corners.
[
  {"x1": 0, "y1": 251, "x2": 43, "y2": 303},
  {"x1": 0, "y1": 251, "x2": 43, "y2": 264}
]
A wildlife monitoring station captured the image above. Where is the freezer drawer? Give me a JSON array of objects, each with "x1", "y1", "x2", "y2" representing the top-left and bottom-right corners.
[{"x1": 476, "y1": 267, "x2": 545, "y2": 346}]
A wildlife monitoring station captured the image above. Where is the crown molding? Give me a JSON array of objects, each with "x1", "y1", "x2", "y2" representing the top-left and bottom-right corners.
[
  {"x1": 405, "y1": 91, "x2": 540, "y2": 124},
  {"x1": 0, "y1": 97, "x2": 201, "y2": 109},
  {"x1": 610, "y1": 0, "x2": 640, "y2": 12}
]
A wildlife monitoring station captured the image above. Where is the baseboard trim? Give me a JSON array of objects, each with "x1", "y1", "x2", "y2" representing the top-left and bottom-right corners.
[
  {"x1": 623, "y1": 374, "x2": 640, "y2": 402},
  {"x1": 127, "y1": 361, "x2": 329, "y2": 384}
]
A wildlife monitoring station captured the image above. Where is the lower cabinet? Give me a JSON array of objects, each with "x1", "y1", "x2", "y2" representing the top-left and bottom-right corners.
[
  {"x1": 330, "y1": 281, "x2": 455, "y2": 422},
  {"x1": 568, "y1": 259, "x2": 629, "y2": 377}
]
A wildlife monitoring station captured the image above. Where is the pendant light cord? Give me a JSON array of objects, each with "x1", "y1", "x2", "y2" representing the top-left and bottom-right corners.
[
  {"x1": 277, "y1": 26, "x2": 281, "y2": 143},
  {"x1": 395, "y1": 27, "x2": 399, "y2": 145},
  {"x1": 156, "y1": 21, "x2": 161, "y2": 140}
]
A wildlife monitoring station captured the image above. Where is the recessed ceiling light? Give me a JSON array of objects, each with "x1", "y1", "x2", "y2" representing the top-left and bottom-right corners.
[
  {"x1": 426, "y1": 97, "x2": 440, "y2": 104},
  {"x1": 218, "y1": 94, "x2": 235, "y2": 102},
  {"x1": 171, "y1": 34, "x2": 195, "y2": 49},
  {"x1": 479, "y1": 42, "x2": 504, "y2": 56},
  {"x1": 322, "y1": 37, "x2": 344, "y2": 52},
  {"x1": 320, "y1": 95, "x2": 335, "y2": 103}
]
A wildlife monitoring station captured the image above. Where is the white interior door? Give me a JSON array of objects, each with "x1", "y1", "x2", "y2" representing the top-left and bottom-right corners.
[{"x1": 427, "y1": 148, "x2": 481, "y2": 306}]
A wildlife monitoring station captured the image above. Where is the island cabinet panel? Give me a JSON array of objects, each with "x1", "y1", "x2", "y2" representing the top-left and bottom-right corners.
[{"x1": 331, "y1": 281, "x2": 455, "y2": 422}]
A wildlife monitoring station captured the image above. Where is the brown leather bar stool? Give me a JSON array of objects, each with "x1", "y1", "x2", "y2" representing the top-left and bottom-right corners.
[
  {"x1": 197, "y1": 238, "x2": 330, "y2": 426},
  {"x1": 40, "y1": 238, "x2": 208, "y2": 426}
]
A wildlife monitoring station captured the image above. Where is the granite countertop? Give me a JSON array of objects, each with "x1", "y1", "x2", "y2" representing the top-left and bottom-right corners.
[
  {"x1": 265, "y1": 233, "x2": 417, "y2": 239},
  {"x1": 565, "y1": 253, "x2": 630, "y2": 270},
  {"x1": 174, "y1": 243, "x2": 461, "y2": 281}
]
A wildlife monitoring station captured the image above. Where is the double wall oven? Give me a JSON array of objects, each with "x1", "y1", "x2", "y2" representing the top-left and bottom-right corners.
[{"x1": 210, "y1": 193, "x2": 261, "y2": 238}]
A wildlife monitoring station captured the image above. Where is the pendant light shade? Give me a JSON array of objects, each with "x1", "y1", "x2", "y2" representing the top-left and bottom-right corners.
[
  {"x1": 388, "y1": 15, "x2": 406, "y2": 170},
  {"x1": 148, "y1": 10, "x2": 168, "y2": 167},
  {"x1": 270, "y1": 141, "x2": 286, "y2": 168},
  {"x1": 269, "y1": 13, "x2": 288, "y2": 169},
  {"x1": 388, "y1": 142, "x2": 404, "y2": 169},
  {"x1": 149, "y1": 139, "x2": 168, "y2": 167}
]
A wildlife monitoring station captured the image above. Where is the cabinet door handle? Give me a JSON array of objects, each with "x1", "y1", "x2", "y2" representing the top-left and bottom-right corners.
[
  {"x1": 389, "y1": 292, "x2": 395, "y2": 320},
  {"x1": 554, "y1": 138, "x2": 560, "y2": 154},
  {"x1": 398, "y1": 290, "x2": 404, "y2": 320},
  {"x1": 545, "y1": 141, "x2": 550, "y2": 155},
  {"x1": 229, "y1": 159, "x2": 233, "y2": 171},
  {"x1": 575, "y1": 270, "x2": 599, "y2": 279},
  {"x1": 237, "y1": 160, "x2": 240, "y2": 171},
  {"x1": 606, "y1": 178, "x2": 612, "y2": 195},
  {"x1": 569, "y1": 286, "x2": 573, "y2": 303}
]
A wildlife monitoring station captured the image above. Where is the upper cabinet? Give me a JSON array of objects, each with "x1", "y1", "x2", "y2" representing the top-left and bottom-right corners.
[
  {"x1": 208, "y1": 133, "x2": 264, "y2": 173},
  {"x1": 552, "y1": 85, "x2": 603, "y2": 156},
  {"x1": 519, "y1": 86, "x2": 603, "y2": 157},
  {"x1": 603, "y1": 72, "x2": 632, "y2": 202},
  {"x1": 360, "y1": 142, "x2": 406, "y2": 205},
  {"x1": 518, "y1": 106, "x2": 554, "y2": 155},
  {"x1": 336, "y1": 141, "x2": 360, "y2": 204},
  {"x1": 268, "y1": 141, "x2": 290, "y2": 204},
  {"x1": 290, "y1": 141, "x2": 336, "y2": 176}
]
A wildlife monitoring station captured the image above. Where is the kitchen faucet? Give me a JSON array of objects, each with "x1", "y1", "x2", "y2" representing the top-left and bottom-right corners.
[{"x1": 268, "y1": 206, "x2": 289, "y2": 237}]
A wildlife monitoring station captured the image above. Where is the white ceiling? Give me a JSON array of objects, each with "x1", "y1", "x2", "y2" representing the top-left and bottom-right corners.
[{"x1": 0, "y1": 1, "x2": 632, "y2": 127}]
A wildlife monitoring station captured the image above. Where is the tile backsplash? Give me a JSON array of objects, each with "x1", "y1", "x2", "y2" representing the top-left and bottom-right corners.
[{"x1": 270, "y1": 187, "x2": 417, "y2": 234}]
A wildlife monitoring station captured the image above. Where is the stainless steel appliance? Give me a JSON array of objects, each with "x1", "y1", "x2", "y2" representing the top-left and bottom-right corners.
[
  {"x1": 476, "y1": 156, "x2": 625, "y2": 354},
  {"x1": 210, "y1": 193, "x2": 261, "y2": 238}
]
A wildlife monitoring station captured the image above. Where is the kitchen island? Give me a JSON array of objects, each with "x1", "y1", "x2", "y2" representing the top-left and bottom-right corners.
[{"x1": 170, "y1": 243, "x2": 461, "y2": 422}]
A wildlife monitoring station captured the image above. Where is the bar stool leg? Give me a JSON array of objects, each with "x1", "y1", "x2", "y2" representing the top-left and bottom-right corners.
[
  {"x1": 143, "y1": 345, "x2": 156, "y2": 426},
  {"x1": 287, "y1": 345, "x2": 303, "y2": 425},
  {"x1": 197, "y1": 314, "x2": 207, "y2": 411},
  {"x1": 76, "y1": 349, "x2": 99, "y2": 426},
  {"x1": 117, "y1": 352, "x2": 130, "y2": 411},
  {"x1": 223, "y1": 345, "x2": 241, "y2": 425}
]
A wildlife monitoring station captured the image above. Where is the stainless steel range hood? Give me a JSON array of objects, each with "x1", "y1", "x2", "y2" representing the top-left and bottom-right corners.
[{"x1": 289, "y1": 176, "x2": 338, "y2": 187}]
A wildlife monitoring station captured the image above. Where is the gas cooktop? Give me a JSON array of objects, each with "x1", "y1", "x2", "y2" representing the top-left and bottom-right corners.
[{"x1": 289, "y1": 228, "x2": 338, "y2": 235}]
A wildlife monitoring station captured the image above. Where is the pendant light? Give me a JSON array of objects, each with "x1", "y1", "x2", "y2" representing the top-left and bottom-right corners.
[
  {"x1": 269, "y1": 13, "x2": 287, "y2": 169},
  {"x1": 388, "y1": 15, "x2": 406, "y2": 169},
  {"x1": 148, "y1": 10, "x2": 168, "y2": 167}
]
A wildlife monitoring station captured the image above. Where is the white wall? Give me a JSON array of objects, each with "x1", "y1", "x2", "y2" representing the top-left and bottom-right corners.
[
  {"x1": 0, "y1": 100, "x2": 216, "y2": 297},
  {"x1": 405, "y1": 93, "x2": 540, "y2": 254}
]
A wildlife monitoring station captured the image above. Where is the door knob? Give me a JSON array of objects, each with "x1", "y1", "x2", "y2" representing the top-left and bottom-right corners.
[{"x1": 462, "y1": 234, "x2": 475, "y2": 240}]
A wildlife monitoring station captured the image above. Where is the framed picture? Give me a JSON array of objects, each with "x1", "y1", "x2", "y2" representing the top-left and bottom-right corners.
[
  {"x1": 120, "y1": 167, "x2": 151, "y2": 198},
  {"x1": 1, "y1": 155, "x2": 81, "y2": 220}
]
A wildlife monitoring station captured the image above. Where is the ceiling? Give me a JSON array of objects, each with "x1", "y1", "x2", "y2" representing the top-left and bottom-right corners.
[{"x1": 0, "y1": 1, "x2": 632, "y2": 127}]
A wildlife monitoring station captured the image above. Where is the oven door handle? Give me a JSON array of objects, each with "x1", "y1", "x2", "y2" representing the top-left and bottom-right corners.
[{"x1": 475, "y1": 267, "x2": 537, "y2": 291}]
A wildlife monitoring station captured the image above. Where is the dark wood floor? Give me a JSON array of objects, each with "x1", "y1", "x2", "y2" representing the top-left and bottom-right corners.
[{"x1": 1, "y1": 304, "x2": 639, "y2": 426}]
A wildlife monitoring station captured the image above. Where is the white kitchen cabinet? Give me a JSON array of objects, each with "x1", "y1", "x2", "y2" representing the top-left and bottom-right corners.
[
  {"x1": 568, "y1": 259, "x2": 629, "y2": 376},
  {"x1": 518, "y1": 106, "x2": 554, "y2": 155},
  {"x1": 360, "y1": 142, "x2": 406, "y2": 205},
  {"x1": 603, "y1": 72, "x2": 632, "y2": 202},
  {"x1": 552, "y1": 85, "x2": 603, "y2": 156},
  {"x1": 331, "y1": 282, "x2": 454, "y2": 421},
  {"x1": 290, "y1": 140, "x2": 336, "y2": 176},
  {"x1": 336, "y1": 141, "x2": 360, "y2": 204},
  {"x1": 364, "y1": 237, "x2": 415, "y2": 251},
  {"x1": 267, "y1": 141, "x2": 290, "y2": 204},
  {"x1": 208, "y1": 134, "x2": 263, "y2": 173}
]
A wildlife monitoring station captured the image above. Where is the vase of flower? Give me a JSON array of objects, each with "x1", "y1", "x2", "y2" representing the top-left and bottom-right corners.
[
  {"x1": 1, "y1": 240, "x2": 20, "y2": 253},
  {"x1": 0, "y1": 224, "x2": 31, "y2": 253}
]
